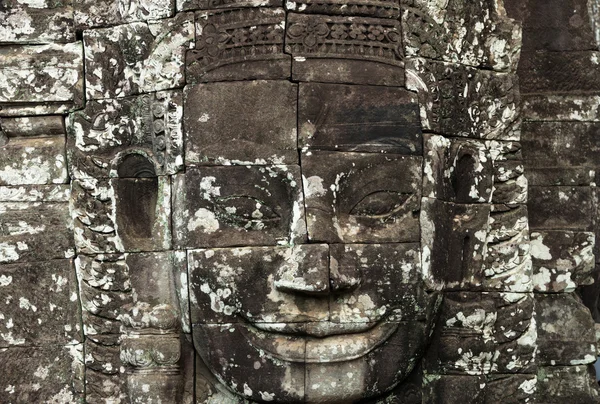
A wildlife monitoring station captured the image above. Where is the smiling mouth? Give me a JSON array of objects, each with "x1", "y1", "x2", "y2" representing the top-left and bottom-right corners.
[{"x1": 235, "y1": 319, "x2": 399, "y2": 363}]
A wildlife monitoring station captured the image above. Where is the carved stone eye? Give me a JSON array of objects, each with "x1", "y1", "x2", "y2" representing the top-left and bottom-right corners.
[
  {"x1": 349, "y1": 191, "x2": 410, "y2": 218},
  {"x1": 213, "y1": 196, "x2": 280, "y2": 228}
]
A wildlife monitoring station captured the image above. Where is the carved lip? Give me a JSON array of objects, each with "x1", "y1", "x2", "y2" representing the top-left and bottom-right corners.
[{"x1": 238, "y1": 320, "x2": 399, "y2": 363}]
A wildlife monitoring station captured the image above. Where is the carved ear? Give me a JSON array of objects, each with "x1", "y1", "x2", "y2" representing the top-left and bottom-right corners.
[
  {"x1": 117, "y1": 153, "x2": 156, "y2": 178},
  {"x1": 115, "y1": 153, "x2": 158, "y2": 242}
]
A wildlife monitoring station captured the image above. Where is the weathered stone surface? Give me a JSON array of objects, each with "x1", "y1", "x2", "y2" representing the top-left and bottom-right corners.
[
  {"x1": 0, "y1": 1, "x2": 74, "y2": 44},
  {"x1": 188, "y1": 245, "x2": 329, "y2": 324},
  {"x1": 424, "y1": 292, "x2": 536, "y2": 375},
  {"x1": 0, "y1": 259, "x2": 80, "y2": 347},
  {"x1": 536, "y1": 294, "x2": 597, "y2": 366},
  {"x1": 505, "y1": 0, "x2": 598, "y2": 52},
  {"x1": 406, "y1": 59, "x2": 521, "y2": 140},
  {"x1": 528, "y1": 186, "x2": 594, "y2": 231},
  {"x1": 423, "y1": 135, "x2": 493, "y2": 203},
  {"x1": 420, "y1": 198, "x2": 491, "y2": 290},
  {"x1": 84, "y1": 14, "x2": 194, "y2": 99},
  {"x1": 0, "y1": 185, "x2": 70, "y2": 202},
  {"x1": 1, "y1": 115, "x2": 65, "y2": 137},
  {"x1": 71, "y1": 176, "x2": 171, "y2": 254},
  {"x1": 479, "y1": 204, "x2": 532, "y2": 293},
  {"x1": 285, "y1": 0, "x2": 399, "y2": 17},
  {"x1": 0, "y1": 43, "x2": 83, "y2": 113},
  {"x1": 187, "y1": 8, "x2": 290, "y2": 82},
  {"x1": 67, "y1": 91, "x2": 183, "y2": 179},
  {"x1": 519, "y1": 51, "x2": 600, "y2": 94},
  {"x1": 0, "y1": 137, "x2": 68, "y2": 186},
  {"x1": 188, "y1": 243, "x2": 433, "y2": 325},
  {"x1": 74, "y1": 0, "x2": 174, "y2": 29},
  {"x1": 422, "y1": 374, "x2": 537, "y2": 404},
  {"x1": 184, "y1": 81, "x2": 298, "y2": 165},
  {"x1": 531, "y1": 231, "x2": 595, "y2": 292},
  {"x1": 302, "y1": 152, "x2": 421, "y2": 243},
  {"x1": 536, "y1": 365, "x2": 600, "y2": 403},
  {"x1": 298, "y1": 83, "x2": 422, "y2": 154},
  {"x1": 287, "y1": 13, "x2": 404, "y2": 85},
  {"x1": 179, "y1": 0, "x2": 280, "y2": 11},
  {"x1": 401, "y1": 0, "x2": 521, "y2": 72},
  {"x1": 523, "y1": 94, "x2": 600, "y2": 122},
  {"x1": 0, "y1": 201, "x2": 74, "y2": 264},
  {"x1": 173, "y1": 166, "x2": 305, "y2": 248},
  {"x1": 487, "y1": 141, "x2": 527, "y2": 205},
  {"x1": 0, "y1": 344, "x2": 84, "y2": 403}
]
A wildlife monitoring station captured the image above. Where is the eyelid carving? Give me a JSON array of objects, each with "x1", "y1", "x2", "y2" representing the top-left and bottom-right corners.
[{"x1": 349, "y1": 191, "x2": 413, "y2": 219}]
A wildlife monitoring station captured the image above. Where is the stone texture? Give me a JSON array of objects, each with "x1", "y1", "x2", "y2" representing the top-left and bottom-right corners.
[
  {"x1": 0, "y1": 137, "x2": 68, "y2": 186},
  {"x1": 528, "y1": 186, "x2": 594, "y2": 231},
  {"x1": 67, "y1": 91, "x2": 183, "y2": 179},
  {"x1": 184, "y1": 81, "x2": 298, "y2": 165},
  {"x1": 523, "y1": 94, "x2": 600, "y2": 122},
  {"x1": 0, "y1": 0, "x2": 75, "y2": 44},
  {"x1": 173, "y1": 166, "x2": 306, "y2": 248},
  {"x1": 536, "y1": 365, "x2": 600, "y2": 403},
  {"x1": 83, "y1": 13, "x2": 194, "y2": 100},
  {"x1": 0, "y1": 344, "x2": 84, "y2": 403},
  {"x1": 0, "y1": 201, "x2": 74, "y2": 264},
  {"x1": 186, "y1": 8, "x2": 290, "y2": 82},
  {"x1": 535, "y1": 294, "x2": 597, "y2": 366},
  {"x1": 401, "y1": 0, "x2": 521, "y2": 71},
  {"x1": 0, "y1": 259, "x2": 80, "y2": 347},
  {"x1": 74, "y1": 0, "x2": 175, "y2": 29},
  {"x1": 287, "y1": 13, "x2": 404, "y2": 85},
  {"x1": 424, "y1": 292, "x2": 536, "y2": 375},
  {"x1": 531, "y1": 231, "x2": 595, "y2": 292},
  {"x1": 302, "y1": 152, "x2": 422, "y2": 243},
  {"x1": 0, "y1": 43, "x2": 83, "y2": 116},
  {"x1": 406, "y1": 59, "x2": 521, "y2": 140},
  {"x1": 298, "y1": 83, "x2": 422, "y2": 154}
]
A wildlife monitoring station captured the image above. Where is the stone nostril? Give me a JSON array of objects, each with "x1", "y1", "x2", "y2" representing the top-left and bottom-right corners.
[
  {"x1": 329, "y1": 257, "x2": 361, "y2": 292},
  {"x1": 273, "y1": 244, "x2": 330, "y2": 296}
]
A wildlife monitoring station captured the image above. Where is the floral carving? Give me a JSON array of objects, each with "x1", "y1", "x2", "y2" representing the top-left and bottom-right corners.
[{"x1": 287, "y1": 20, "x2": 330, "y2": 47}]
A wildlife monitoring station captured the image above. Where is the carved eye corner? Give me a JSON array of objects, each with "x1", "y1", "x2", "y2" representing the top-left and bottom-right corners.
[
  {"x1": 213, "y1": 195, "x2": 280, "y2": 229},
  {"x1": 349, "y1": 191, "x2": 413, "y2": 220}
]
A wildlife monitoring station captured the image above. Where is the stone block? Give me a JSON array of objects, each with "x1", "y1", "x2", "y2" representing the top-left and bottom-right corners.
[
  {"x1": 528, "y1": 186, "x2": 594, "y2": 231},
  {"x1": 535, "y1": 294, "x2": 597, "y2": 366},
  {"x1": 531, "y1": 231, "x2": 595, "y2": 292},
  {"x1": 424, "y1": 292, "x2": 536, "y2": 375},
  {"x1": 519, "y1": 51, "x2": 600, "y2": 94},
  {"x1": 67, "y1": 91, "x2": 183, "y2": 179},
  {"x1": 186, "y1": 8, "x2": 290, "y2": 82},
  {"x1": 423, "y1": 135, "x2": 493, "y2": 203},
  {"x1": 523, "y1": 94, "x2": 600, "y2": 122},
  {"x1": 536, "y1": 365, "x2": 600, "y2": 403},
  {"x1": 298, "y1": 83, "x2": 422, "y2": 154},
  {"x1": 0, "y1": 185, "x2": 70, "y2": 203},
  {"x1": 173, "y1": 166, "x2": 306, "y2": 248},
  {"x1": 0, "y1": 201, "x2": 74, "y2": 264},
  {"x1": 287, "y1": 13, "x2": 404, "y2": 85},
  {"x1": 401, "y1": 0, "x2": 521, "y2": 72},
  {"x1": 0, "y1": 344, "x2": 84, "y2": 403},
  {"x1": 74, "y1": 0, "x2": 174, "y2": 29},
  {"x1": 0, "y1": 0, "x2": 74, "y2": 44},
  {"x1": 0, "y1": 259, "x2": 80, "y2": 347},
  {"x1": 178, "y1": 0, "x2": 280, "y2": 10},
  {"x1": 83, "y1": 13, "x2": 194, "y2": 99},
  {"x1": 487, "y1": 141, "x2": 528, "y2": 205},
  {"x1": 0, "y1": 137, "x2": 68, "y2": 186},
  {"x1": 0, "y1": 43, "x2": 83, "y2": 114},
  {"x1": 285, "y1": 0, "x2": 399, "y2": 17},
  {"x1": 302, "y1": 151, "x2": 421, "y2": 243},
  {"x1": 184, "y1": 81, "x2": 298, "y2": 166},
  {"x1": 406, "y1": 59, "x2": 521, "y2": 140}
]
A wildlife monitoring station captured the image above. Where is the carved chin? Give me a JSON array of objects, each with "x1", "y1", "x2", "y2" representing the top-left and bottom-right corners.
[{"x1": 193, "y1": 319, "x2": 430, "y2": 403}]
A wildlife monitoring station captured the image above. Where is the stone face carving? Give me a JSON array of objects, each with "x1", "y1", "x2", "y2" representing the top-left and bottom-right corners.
[{"x1": 2, "y1": 0, "x2": 600, "y2": 402}]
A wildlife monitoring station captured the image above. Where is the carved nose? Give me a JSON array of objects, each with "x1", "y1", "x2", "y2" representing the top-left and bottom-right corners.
[
  {"x1": 274, "y1": 244, "x2": 361, "y2": 295},
  {"x1": 274, "y1": 244, "x2": 330, "y2": 295}
]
